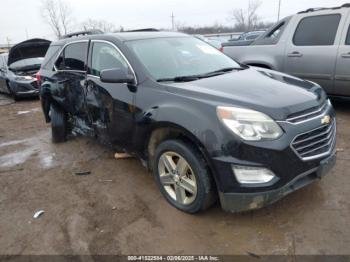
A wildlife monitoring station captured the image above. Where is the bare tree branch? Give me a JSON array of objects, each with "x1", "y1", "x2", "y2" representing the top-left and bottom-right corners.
[
  {"x1": 41, "y1": 0, "x2": 73, "y2": 38},
  {"x1": 58, "y1": 1, "x2": 73, "y2": 35},
  {"x1": 81, "y1": 19, "x2": 116, "y2": 33},
  {"x1": 228, "y1": 0, "x2": 262, "y2": 32}
]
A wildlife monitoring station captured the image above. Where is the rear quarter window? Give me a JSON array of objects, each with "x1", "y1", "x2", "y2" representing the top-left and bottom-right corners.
[
  {"x1": 42, "y1": 45, "x2": 61, "y2": 70},
  {"x1": 293, "y1": 14, "x2": 341, "y2": 46}
]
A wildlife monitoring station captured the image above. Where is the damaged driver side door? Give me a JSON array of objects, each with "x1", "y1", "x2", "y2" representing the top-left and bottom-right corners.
[{"x1": 85, "y1": 40, "x2": 136, "y2": 150}]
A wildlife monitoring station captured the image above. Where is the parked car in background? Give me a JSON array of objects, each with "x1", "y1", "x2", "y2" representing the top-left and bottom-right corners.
[
  {"x1": 39, "y1": 31, "x2": 336, "y2": 213},
  {"x1": 5, "y1": 38, "x2": 51, "y2": 99},
  {"x1": 223, "y1": 3, "x2": 350, "y2": 97},
  {"x1": 231, "y1": 30, "x2": 265, "y2": 41},
  {"x1": 0, "y1": 53, "x2": 9, "y2": 94},
  {"x1": 222, "y1": 31, "x2": 265, "y2": 47},
  {"x1": 194, "y1": 35, "x2": 222, "y2": 49}
]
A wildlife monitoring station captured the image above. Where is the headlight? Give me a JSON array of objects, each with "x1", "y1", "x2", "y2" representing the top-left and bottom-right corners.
[
  {"x1": 217, "y1": 106, "x2": 283, "y2": 141},
  {"x1": 15, "y1": 76, "x2": 34, "y2": 81}
]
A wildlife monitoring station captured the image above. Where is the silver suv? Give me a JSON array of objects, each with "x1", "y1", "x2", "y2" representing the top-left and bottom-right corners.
[{"x1": 223, "y1": 4, "x2": 350, "y2": 96}]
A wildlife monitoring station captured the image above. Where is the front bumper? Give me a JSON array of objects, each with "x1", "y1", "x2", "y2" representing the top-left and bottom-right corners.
[
  {"x1": 9, "y1": 80, "x2": 39, "y2": 97},
  {"x1": 219, "y1": 152, "x2": 336, "y2": 212},
  {"x1": 208, "y1": 101, "x2": 337, "y2": 212}
]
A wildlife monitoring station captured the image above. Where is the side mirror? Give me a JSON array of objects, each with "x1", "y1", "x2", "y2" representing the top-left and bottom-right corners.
[{"x1": 100, "y1": 68, "x2": 135, "y2": 84}]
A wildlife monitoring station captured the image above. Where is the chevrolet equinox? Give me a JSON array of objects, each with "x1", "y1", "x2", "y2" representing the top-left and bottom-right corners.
[{"x1": 39, "y1": 31, "x2": 337, "y2": 213}]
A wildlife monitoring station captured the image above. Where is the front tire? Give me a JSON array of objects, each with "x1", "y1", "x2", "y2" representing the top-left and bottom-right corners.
[
  {"x1": 50, "y1": 105, "x2": 67, "y2": 143},
  {"x1": 153, "y1": 139, "x2": 216, "y2": 213},
  {"x1": 6, "y1": 81, "x2": 18, "y2": 101}
]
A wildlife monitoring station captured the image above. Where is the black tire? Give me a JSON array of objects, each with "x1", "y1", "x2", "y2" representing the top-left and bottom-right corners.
[
  {"x1": 153, "y1": 139, "x2": 217, "y2": 213},
  {"x1": 51, "y1": 105, "x2": 67, "y2": 143},
  {"x1": 6, "y1": 81, "x2": 18, "y2": 101}
]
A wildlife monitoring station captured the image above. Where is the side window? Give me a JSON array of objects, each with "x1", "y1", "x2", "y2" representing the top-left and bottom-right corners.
[
  {"x1": 346, "y1": 25, "x2": 350, "y2": 45},
  {"x1": 293, "y1": 14, "x2": 341, "y2": 46},
  {"x1": 266, "y1": 22, "x2": 285, "y2": 39},
  {"x1": 55, "y1": 50, "x2": 65, "y2": 70},
  {"x1": 55, "y1": 42, "x2": 88, "y2": 71},
  {"x1": 42, "y1": 45, "x2": 61, "y2": 70},
  {"x1": 64, "y1": 42, "x2": 88, "y2": 71},
  {"x1": 254, "y1": 21, "x2": 287, "y2": 45},
  {"x1": 90, "y1": 42, "x2": 130, "y2": 77}
]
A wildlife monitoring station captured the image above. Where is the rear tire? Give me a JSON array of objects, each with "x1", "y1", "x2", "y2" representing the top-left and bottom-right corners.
[
  {"x1": 51, "y1": 105, "x2": 67, "y2": 143},
  {"x1": 153, "y1": 139, "x2": 217, "y2": 213}
]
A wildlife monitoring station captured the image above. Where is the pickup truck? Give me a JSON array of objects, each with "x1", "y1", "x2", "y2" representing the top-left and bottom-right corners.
[{"x1": 223, "y1": 3, "x2": 350, "y2": 97}]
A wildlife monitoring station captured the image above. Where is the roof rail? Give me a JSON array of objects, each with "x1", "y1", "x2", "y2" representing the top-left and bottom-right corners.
[
  {"x1": 61, "y1": 29, "x2": 104, "y2": 39},
  {"x1": 298, "y1": 3, "x2": 350, "y2": 14},
  {"x1": 124, "y1": 28, "x2": 159, "y2": 32}
]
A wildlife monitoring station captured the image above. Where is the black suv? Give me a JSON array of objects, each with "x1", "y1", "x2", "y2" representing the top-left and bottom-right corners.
[{"x1": 39, "y1": 31, "x2": 336, "y2": 213}]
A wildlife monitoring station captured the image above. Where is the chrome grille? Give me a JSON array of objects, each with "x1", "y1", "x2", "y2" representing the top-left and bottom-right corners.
[
  {"x1": 287, "y1": 100, "x2": 329, "y2": 123},
  {"x1": 291, "y1": 121, "x2": 336, "y2": 161}
]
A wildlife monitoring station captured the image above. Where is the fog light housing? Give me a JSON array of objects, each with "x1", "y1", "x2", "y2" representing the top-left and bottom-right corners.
[{"x1": 232, "y1": 165, "x2": 276, "y2": 185}]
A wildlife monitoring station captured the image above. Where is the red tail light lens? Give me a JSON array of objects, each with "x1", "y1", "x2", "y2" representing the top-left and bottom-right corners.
[
  {"x1": 36, "y1": 72, "x2": 42, "y2": 89},
  {"x1": 219, "y1": 46, "x2": 224, "y2": 52}
]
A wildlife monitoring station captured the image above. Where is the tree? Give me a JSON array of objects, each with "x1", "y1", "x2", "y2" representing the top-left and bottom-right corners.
[
  {"x1": 228, "y1": 0, "x2": 262, "y2": 32},
  {"x1": 41, "y1": 0, "x2": 73, "y2": 39},
  {"x1": 81, "y1": 19, "x2": 116, "y2": 33}
]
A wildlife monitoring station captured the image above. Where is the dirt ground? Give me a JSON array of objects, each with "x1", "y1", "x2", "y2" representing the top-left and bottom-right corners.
[{"x1": 0, "y1": 93, "x2": 349, "y2": 256}]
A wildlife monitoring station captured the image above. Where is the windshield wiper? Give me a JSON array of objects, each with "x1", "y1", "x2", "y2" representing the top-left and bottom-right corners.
[
  {"x1": 157, "y1": 67, "x2": 245, "y2": 83},
  {"x1": 203, "y1": 67, "x2": 245, "y2": 76},
  {"x1": 157, "y1": 75, "x2": 201, "y2": 82}
]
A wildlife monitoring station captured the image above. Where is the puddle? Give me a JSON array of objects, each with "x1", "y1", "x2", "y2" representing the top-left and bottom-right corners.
[
  {"x1": 0, "y1": 131, "x2": 57, "y2": 169},
  {"x1": 17, "y1": 108, "x2": 41, "y2": 115},
  {"x1": 17, "y1": 111, "x2": 31, "y2": 115},
  {"x1": 0, "y1": 139, "x2": 27, "y2": 148},
  {"x1": 0, "y1": 96, "x2": 14, "y2": 106},
  {"x1": 40, "y1": 154, "x2": 55, "y2": 169},
  {"x1": 0, "y1": 148, "x2": 34, "y2": 167}
]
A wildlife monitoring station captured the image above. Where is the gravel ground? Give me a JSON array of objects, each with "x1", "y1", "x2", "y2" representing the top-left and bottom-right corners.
[{"x1": 0, "y1": 94, "x2": 349, "y2": 255}]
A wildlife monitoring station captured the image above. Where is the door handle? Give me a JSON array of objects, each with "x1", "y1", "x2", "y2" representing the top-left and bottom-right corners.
[
  {"x1": 341, "y1": 52, "x2": 350, "y2": 58},
  {"x1": 288, "y1": 51, "x2": 303, "y2": 58}
]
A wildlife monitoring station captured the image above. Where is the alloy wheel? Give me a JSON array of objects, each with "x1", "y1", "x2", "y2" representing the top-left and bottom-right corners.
[{"x1": 158, "y1": 151, "x2": 197, "y2": 205}]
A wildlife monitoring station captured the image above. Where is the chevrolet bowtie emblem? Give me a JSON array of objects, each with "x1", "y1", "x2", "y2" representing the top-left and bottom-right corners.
[{"x1": 321, "y1": 115, "x2": 331, "y2": 125}]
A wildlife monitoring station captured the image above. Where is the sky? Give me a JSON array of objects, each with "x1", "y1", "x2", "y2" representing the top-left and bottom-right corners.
[{"x1": 0, "y1": 0, "x2": 347, "y2": 44}]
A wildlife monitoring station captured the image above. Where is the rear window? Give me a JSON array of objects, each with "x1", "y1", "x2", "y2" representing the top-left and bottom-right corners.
[
  {"x1": 42, "y1": 45, "x2": 61, "y2": 70},
  {"x1": 10, "y1": 58, "x2": 44, "y2": 70},
  {"x1": 293, "y1": 14, "x2": 341, "y2": 46}
]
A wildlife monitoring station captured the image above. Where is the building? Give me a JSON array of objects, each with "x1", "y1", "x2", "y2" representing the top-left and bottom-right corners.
[{"x1": 0, "y1": 44, "x2": 12, "y2": 53}]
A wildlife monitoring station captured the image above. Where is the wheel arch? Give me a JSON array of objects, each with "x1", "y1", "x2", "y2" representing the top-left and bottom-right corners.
[{"x1": 144, "y1": 122, "x2": 219, "y2": 188}]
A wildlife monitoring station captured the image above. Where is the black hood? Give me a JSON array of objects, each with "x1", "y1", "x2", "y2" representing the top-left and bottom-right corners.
[
  {"x1": 164, "y1": 67, "x2": 327, "y2": 121},
  {"x1": 8, "y1": 38, "x2": 51, "y2": 66}
]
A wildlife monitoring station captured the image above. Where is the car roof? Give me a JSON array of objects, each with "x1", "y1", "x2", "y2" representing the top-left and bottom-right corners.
[{"x1": 52, "y1": 31, "x2": 190, "y2": 46}]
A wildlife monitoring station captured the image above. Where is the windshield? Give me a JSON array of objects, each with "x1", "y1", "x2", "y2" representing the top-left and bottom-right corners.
[
  {"x1": 9, "y1": 57, "x2": 44, "y2": 69},
  {"x1": 126, "y1": 37, "x2": 241, "y2": 80}
]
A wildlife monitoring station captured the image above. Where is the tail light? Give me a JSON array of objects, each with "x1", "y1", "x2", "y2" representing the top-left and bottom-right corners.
[
  {"x1": 219, "y1": 46, "x2": 224, "y2": 52},
  {"x1": 35, "y1": 71, "x2": 41, "y2": 88}
]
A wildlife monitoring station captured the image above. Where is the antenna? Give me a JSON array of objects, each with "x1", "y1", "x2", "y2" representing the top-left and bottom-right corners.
[
  {"x1": 277, "y1": 0, "x2": 281, "y2": 21},
  {"x1": 171, "y1": 12, "x2": 175, "y2": 31}
]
